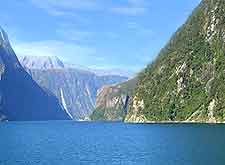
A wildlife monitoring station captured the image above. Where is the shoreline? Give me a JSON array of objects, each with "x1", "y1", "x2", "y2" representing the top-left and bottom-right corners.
[
  {"x1": 1, "y1": 120, "x2": 225, "y2": 124},
  {"x1": 124, "y1": 120, "x2": 225, "y2": 124}
]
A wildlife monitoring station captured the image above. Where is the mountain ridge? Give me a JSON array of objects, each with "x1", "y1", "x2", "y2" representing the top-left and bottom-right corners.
[
  {"x1": 20, "y1": 55, "x2": 128, "y2": 120},
  {"x1": 19, "y1": 56, "x2": 65, "y2": 70},
  {"x1": 19, "y1": 55, "x2": 134, "y2": 77},
  {"x1": 0, "y1": 27, "x2": 71, "y2": 121},
  {"x1": 125, "y1": 0, "x2": 225, "y2": 123}
]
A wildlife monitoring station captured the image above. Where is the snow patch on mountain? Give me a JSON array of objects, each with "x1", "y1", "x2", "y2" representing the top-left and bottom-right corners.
[
  {"x1": 19, "y1": 56, "x2": 65, "y2": 70},
  {"x1": 19, "y1": 55, "x2": 134, "y2": 77}
]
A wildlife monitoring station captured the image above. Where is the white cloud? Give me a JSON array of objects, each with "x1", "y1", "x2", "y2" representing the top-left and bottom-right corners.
[
  {"x1": 12, "y1": 40, "x2": 96, "y2": 62},
  {"x1": 56, "y1": 23, "x2": 120, "y2": 41},
  {"x1": 30, "y1": 0, "x2": 148, "y2": 16},
  {"x1": 11, "y1": 40, "x2": 132, "y2": 71},
  {"x1": 56, "y1": 28, "x2": 93, "y2": 42},
  {"x1": 111, "y1": 7, "x2": 146, "y2": 16},
  {"x1": 111, "y1": 0, "x2": 148, "y2": 16},
  {"x1": 30, "y1": 0, "x2": 101, "y2": 16}
]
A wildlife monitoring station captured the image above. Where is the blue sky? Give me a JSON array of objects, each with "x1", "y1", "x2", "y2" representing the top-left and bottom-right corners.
[{"x1": 0, "y1": 0, "x2": 201, "y2": 74}]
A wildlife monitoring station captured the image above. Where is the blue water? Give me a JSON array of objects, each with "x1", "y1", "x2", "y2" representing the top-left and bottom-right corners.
[{"x1": 0, "y1": 121, "x2": 225, "y2": 165}]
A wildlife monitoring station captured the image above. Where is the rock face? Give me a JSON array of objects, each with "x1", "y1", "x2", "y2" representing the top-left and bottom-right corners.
[
  {"x1": 0, "y1": 113, "x2": 7, "y2": 121},
  {"x1": 90, "y1": 78, "x2": 137, "y2": 121},
  {"x1": 0, "y1": 27, "x2": 71, "y2": 121},
  {"x1": 20, "y1": 56, "x2": 65, "y2": 69},
  {"x1": 125, "y1": 0, "x2": 225, "y2": 123},
  {"x1": 20, "y1": 56, "x2": 128, "y2": 120}
]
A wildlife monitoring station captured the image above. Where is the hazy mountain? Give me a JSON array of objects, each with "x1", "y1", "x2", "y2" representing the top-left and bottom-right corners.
[
  {"x1": 90, "y1": 78, "x2": 137, "y2": 121},
  {"x1": 20, "y1": 56, "x2": 65, "y2": 69},
  {"x1": 125, "y1": 0, "x2": 225, "y2": 123},
  {"x1": 19, "y1": 56, "x2": 128, "y2": 120},
  {"x1": 0, "y1": 27, "x2": 70, "y2": 121},
  {"x1": 90, "y1": 68, "x2": 134, "y2": 77},
  {"x1": 63, "y1": 63, "x2": 134, "y2": 77}
]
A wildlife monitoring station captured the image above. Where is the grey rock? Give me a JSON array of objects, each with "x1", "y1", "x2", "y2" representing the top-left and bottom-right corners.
[
  {"x1": 20, "y1": 56, "x2": 128, "y2": 120},
  {"x1": 0, "y1": 27, "x2": 71, "y2": 121}
]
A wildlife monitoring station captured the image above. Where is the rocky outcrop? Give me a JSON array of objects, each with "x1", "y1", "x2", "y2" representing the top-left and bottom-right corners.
[
  {"x1": 125, "y1": 96, "x2": 146, "y2": 123},
  {"x1": 0, "y1": 27, "x2": 71, "y2": 121},
  {"x1": 90, "y1": 78, "x2": 137, "y2": 121},
  {"x1": 20, "y1": 56, "x2": 128, "y2": 120},
  {"x1": 126, "y1": 0, "x2": 225, "y2": 123}
]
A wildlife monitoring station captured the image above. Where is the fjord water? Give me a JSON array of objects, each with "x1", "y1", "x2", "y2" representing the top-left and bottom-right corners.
[{"x1": 0, "y1": 121, "x2": 225, "y2": 165}]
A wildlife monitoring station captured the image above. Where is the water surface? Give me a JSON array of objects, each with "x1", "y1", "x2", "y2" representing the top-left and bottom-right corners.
[{"x1": 0, "y1": 121, "x2": 225, "y2": 165}]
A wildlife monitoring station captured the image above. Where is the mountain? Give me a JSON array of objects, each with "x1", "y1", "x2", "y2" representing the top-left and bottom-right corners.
[
  {"x1": 19, "y1": 56, "x2": 128, "y2": 120},
  {"x1": 125, "y1": 0, "x2": 225, "y2": 123},
  {"x1": 89, "y1": 68, "x2": 134, "y2": 77},
  {"x1": 0, "y1": 112, "x2": 7, "y2": 121},
  {"x1": 90, "y1": 78, "x2": 137, "y2": 121},
  {"x1": 0, "y1": 27, "x2": 70, "y2": 121},
  {"x1": 59, "y1": 62, "x2": 134, "y2": 77},
  {"x1": 20, "y1": 56, "x2": 65, "y2": 69}
]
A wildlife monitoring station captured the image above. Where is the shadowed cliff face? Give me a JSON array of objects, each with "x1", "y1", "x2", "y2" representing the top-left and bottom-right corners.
[
  {"x1": 19, "y1": 56, "x2": 128, "y2": 120},
  {"x1": 0, "y1": 27, "x2": 70, "y2": 121},
  {"x1": 126, "y1": 0, "x2": 225, "y2": 123}
]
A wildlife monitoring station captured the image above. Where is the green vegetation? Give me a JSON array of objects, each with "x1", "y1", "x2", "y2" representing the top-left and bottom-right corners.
[
  {"x1": 90, "y1": 107, "x2": 125, "y2": 121},
  {"x1": 127, "y1": 0, "x2": 225, "y2": 122}
]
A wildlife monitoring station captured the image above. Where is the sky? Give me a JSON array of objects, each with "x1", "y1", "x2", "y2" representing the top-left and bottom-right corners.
[{"x1": 0, "y1": 0, "x2": 201, "y2": 74}]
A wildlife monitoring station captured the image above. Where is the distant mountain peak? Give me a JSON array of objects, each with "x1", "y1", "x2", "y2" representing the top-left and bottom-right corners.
[
  {"x1": 0, "y1": 27, "x2": 22, "y2": 70},
  {"x1": 0, "y1": 26, "x2": 9, "y2": 46},
  {"x1": 19, "y1": 55, "x2": 65, "y2": 70},
  {"x1": 89, "y1": 68, "x2": 134, "y2": 77},
  {"x1": 19, "y1": 55, "x2": 134, "y2": 77}
]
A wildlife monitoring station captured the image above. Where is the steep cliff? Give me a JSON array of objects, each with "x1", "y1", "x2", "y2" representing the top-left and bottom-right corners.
[
  {"x1": 20, "y1": 56, "x2": 128, "y2": 120},
  {"x1": 125, "y1": 0, "x2": 225, "y2": 123},
  {"x1": 0, "y1": 27, "x2": 70, "y2": 121},
  {"x1": 90, "y1": 78, "x2": 137, "y2": 121}
]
